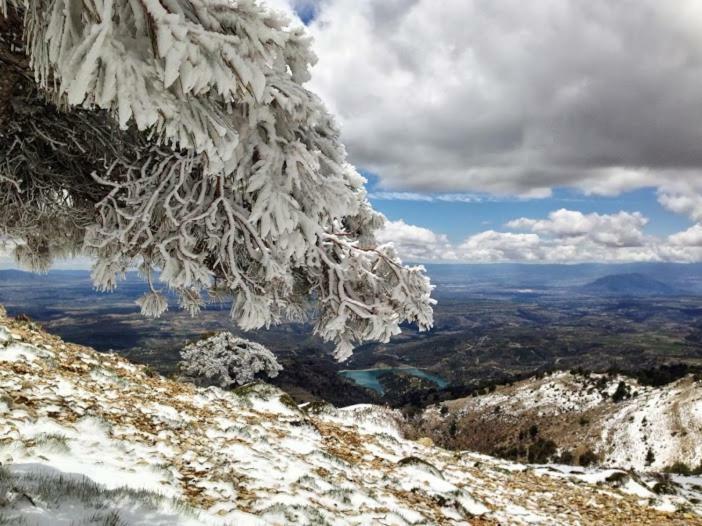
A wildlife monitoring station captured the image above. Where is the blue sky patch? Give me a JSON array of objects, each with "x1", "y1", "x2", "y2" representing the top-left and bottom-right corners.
[
  {"x1": 362, "y1": 172, "x2": 692, "y2": 243},
  {"x1": 293, "y1": 1, "x2": 317, "y2": 25}
]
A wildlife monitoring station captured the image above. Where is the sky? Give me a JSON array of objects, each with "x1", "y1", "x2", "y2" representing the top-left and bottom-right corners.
[
  {"x1": 3, "y1": 0, "x2": 702, "y2": 267},
  {"x1": 256, "y1": 0, "x2": 702, "y2": 263}
]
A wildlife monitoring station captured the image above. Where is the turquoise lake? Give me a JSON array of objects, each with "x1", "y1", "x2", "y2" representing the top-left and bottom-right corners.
[{"x1": 338, "y1": 367, "x2": 449, "y2": 395}]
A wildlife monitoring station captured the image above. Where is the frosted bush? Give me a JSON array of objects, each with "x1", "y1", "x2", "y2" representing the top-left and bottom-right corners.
[
  {"x1": 0, "y1": 0, "x2": 434, "y2": 360},
  {"x1": 180, "y1": 332, "x2": 282, "y2": 387}
]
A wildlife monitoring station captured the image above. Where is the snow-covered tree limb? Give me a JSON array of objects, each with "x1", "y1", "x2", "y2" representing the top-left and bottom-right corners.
[
  {"x1": 0, "y1": 0, "x2": 434, "y2": 360},
  {"x1": 180, "y1": 331, "x2": 282, "y2": 387}
]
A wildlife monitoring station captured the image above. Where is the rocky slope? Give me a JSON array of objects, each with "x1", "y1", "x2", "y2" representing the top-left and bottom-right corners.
[
  {"x1": 0, "y1": 313, "x2": 701, "y2": 525},
  {"x1": 409, "y1": 371, "x2": 702, "y2": 473}
]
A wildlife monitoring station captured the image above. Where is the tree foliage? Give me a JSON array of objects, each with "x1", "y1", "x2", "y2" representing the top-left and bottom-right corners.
[
  {"x1": 180, "y1": 331, "x2": 282, "y2": 387},
  {"x1": 0, "y1": 0, "x2": 434, "y2": 360}
]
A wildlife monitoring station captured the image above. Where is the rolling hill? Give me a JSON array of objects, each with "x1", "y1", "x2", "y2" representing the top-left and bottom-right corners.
[{"x1": 580, "y1": 273, "x2": 675, "y2": 296}]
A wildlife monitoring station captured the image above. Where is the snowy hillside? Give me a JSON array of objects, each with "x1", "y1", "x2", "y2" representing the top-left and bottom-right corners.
[
  {"x1": 414, "y1": 371, "x2": 702, "y2": 472},
  {"x1": 0, "y1": 313, "x2": 701, "y2": 525}
]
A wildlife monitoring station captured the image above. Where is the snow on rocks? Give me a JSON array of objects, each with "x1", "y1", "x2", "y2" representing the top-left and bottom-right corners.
[
  {"x1": 0, "y1": 314, "x2": 701, "y2": 525},
  {"x1": 600, "y1": 378, "x2": 702, "y2": 470},
  {"x1": 0, "y1": 341, "x2": 48, "y2": 363},
  {"x1": 0, "y1": 325, "x2": 12, "y2": 344},
  {"x1": 431, "y1": 369, "x2": 702, "y2": 473},
  {"x1": 466, "y1": 371, "x2": 624, "y2": 416}
]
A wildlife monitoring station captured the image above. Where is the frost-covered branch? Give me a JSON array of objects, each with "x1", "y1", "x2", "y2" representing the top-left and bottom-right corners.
[{"x1": 0, "y1": 0, "x2": 434, "y2": 360}]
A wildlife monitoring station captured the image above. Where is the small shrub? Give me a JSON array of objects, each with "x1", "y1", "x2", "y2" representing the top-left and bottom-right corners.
[
  {"x1": 34, "y1": 433, "x2": 70, "y2": 453},
  {"x1": 448, "y1": 419, "x2": 458, "y2": 437},
  {"x1": 605, "y1": 471, "x2": 628, "y2": 487},
  {"x1": 664, "y1": 462, "x2": 702, "y2": 476},
  {"x1": 611, "y1": 381, "x2": 631, "y2": 403},
  {"x1": 556, "y1": 450, "x2": 574, "y2": 465},
  {"x1": 578, "y1": 449, "x2": 598, "y2": 467},
  {"x1": 595, "y1": 377, "x2": 608, "y2": 391},
  {"x1": 303, "y1": 401, "x2": 332, "y2": 415},
  {"x1": 528, "y1": 438, "x2": 557, "y2": 464},
  {"x1": 651, "y1": 473, "x2": 677, "y2": 495},
  {"x1": 278, "y1": 394, "x2": 301, "y2": 411},
  {"x1": 665, "y1": 462, "x2": 692, "y2": 476}
]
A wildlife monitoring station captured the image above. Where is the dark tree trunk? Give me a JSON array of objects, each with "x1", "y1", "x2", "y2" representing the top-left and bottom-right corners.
[{"x1": 0, "y1": 7, "x2": 30, "y2": 132}]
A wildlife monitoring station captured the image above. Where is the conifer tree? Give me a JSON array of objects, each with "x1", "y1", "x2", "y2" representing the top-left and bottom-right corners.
[
  {"x1": 0, "y1": 0, "x2": 434, "y2": 360},
  {"x1": 180, "y1": 332, "x2": 282, "y2": 387}
]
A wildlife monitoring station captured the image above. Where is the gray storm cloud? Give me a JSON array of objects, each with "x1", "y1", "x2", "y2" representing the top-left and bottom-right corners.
[{"x1": 305, "y1": 0, "x2": 702, "y2": 198}]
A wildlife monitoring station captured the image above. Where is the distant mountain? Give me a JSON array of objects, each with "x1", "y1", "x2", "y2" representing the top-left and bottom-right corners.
[
  {"x1": 580, "y1": 273, "x2": 675, "y2": 296},
  {"x1": 0, "y1": 269, "x2": 47, "y2": 282},
  {"x1": 0, "y1": 268, "x2": 146, "y2": 287},
  {"x1": 0, "y1": 269, "x2": 90, "y2": 284},
  {"x1": 420, "y1": 263, "x2": 702, "y2": 296}
]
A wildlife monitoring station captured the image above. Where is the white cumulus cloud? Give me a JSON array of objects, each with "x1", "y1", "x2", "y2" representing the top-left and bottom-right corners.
[
  {"x1": 458, "y1": 231, "x2": 543, "y2": 262},
  {"x1": 669, "y1": 224, "x2": 702, "y2": 247},
  {"x1": 381, "y1": 210, "x2": 702, "y2": 263},
  {"x1": 300, "y1": 0, "x2": 702, "y2": 198},
  {"x1": 506, "y1": 209, "x2": 648, "y2": 248},
  {"x1": 376, "y1": 219, "x2": 457, "y2": 261},
  {"x1": 658, "y1": 187, "x2": 702, "y2": 223}
]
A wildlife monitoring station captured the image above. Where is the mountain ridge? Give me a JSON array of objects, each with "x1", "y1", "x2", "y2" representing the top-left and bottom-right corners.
[{"x1": 580, "y1": 273, "x2": 676, "y2": 296}]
